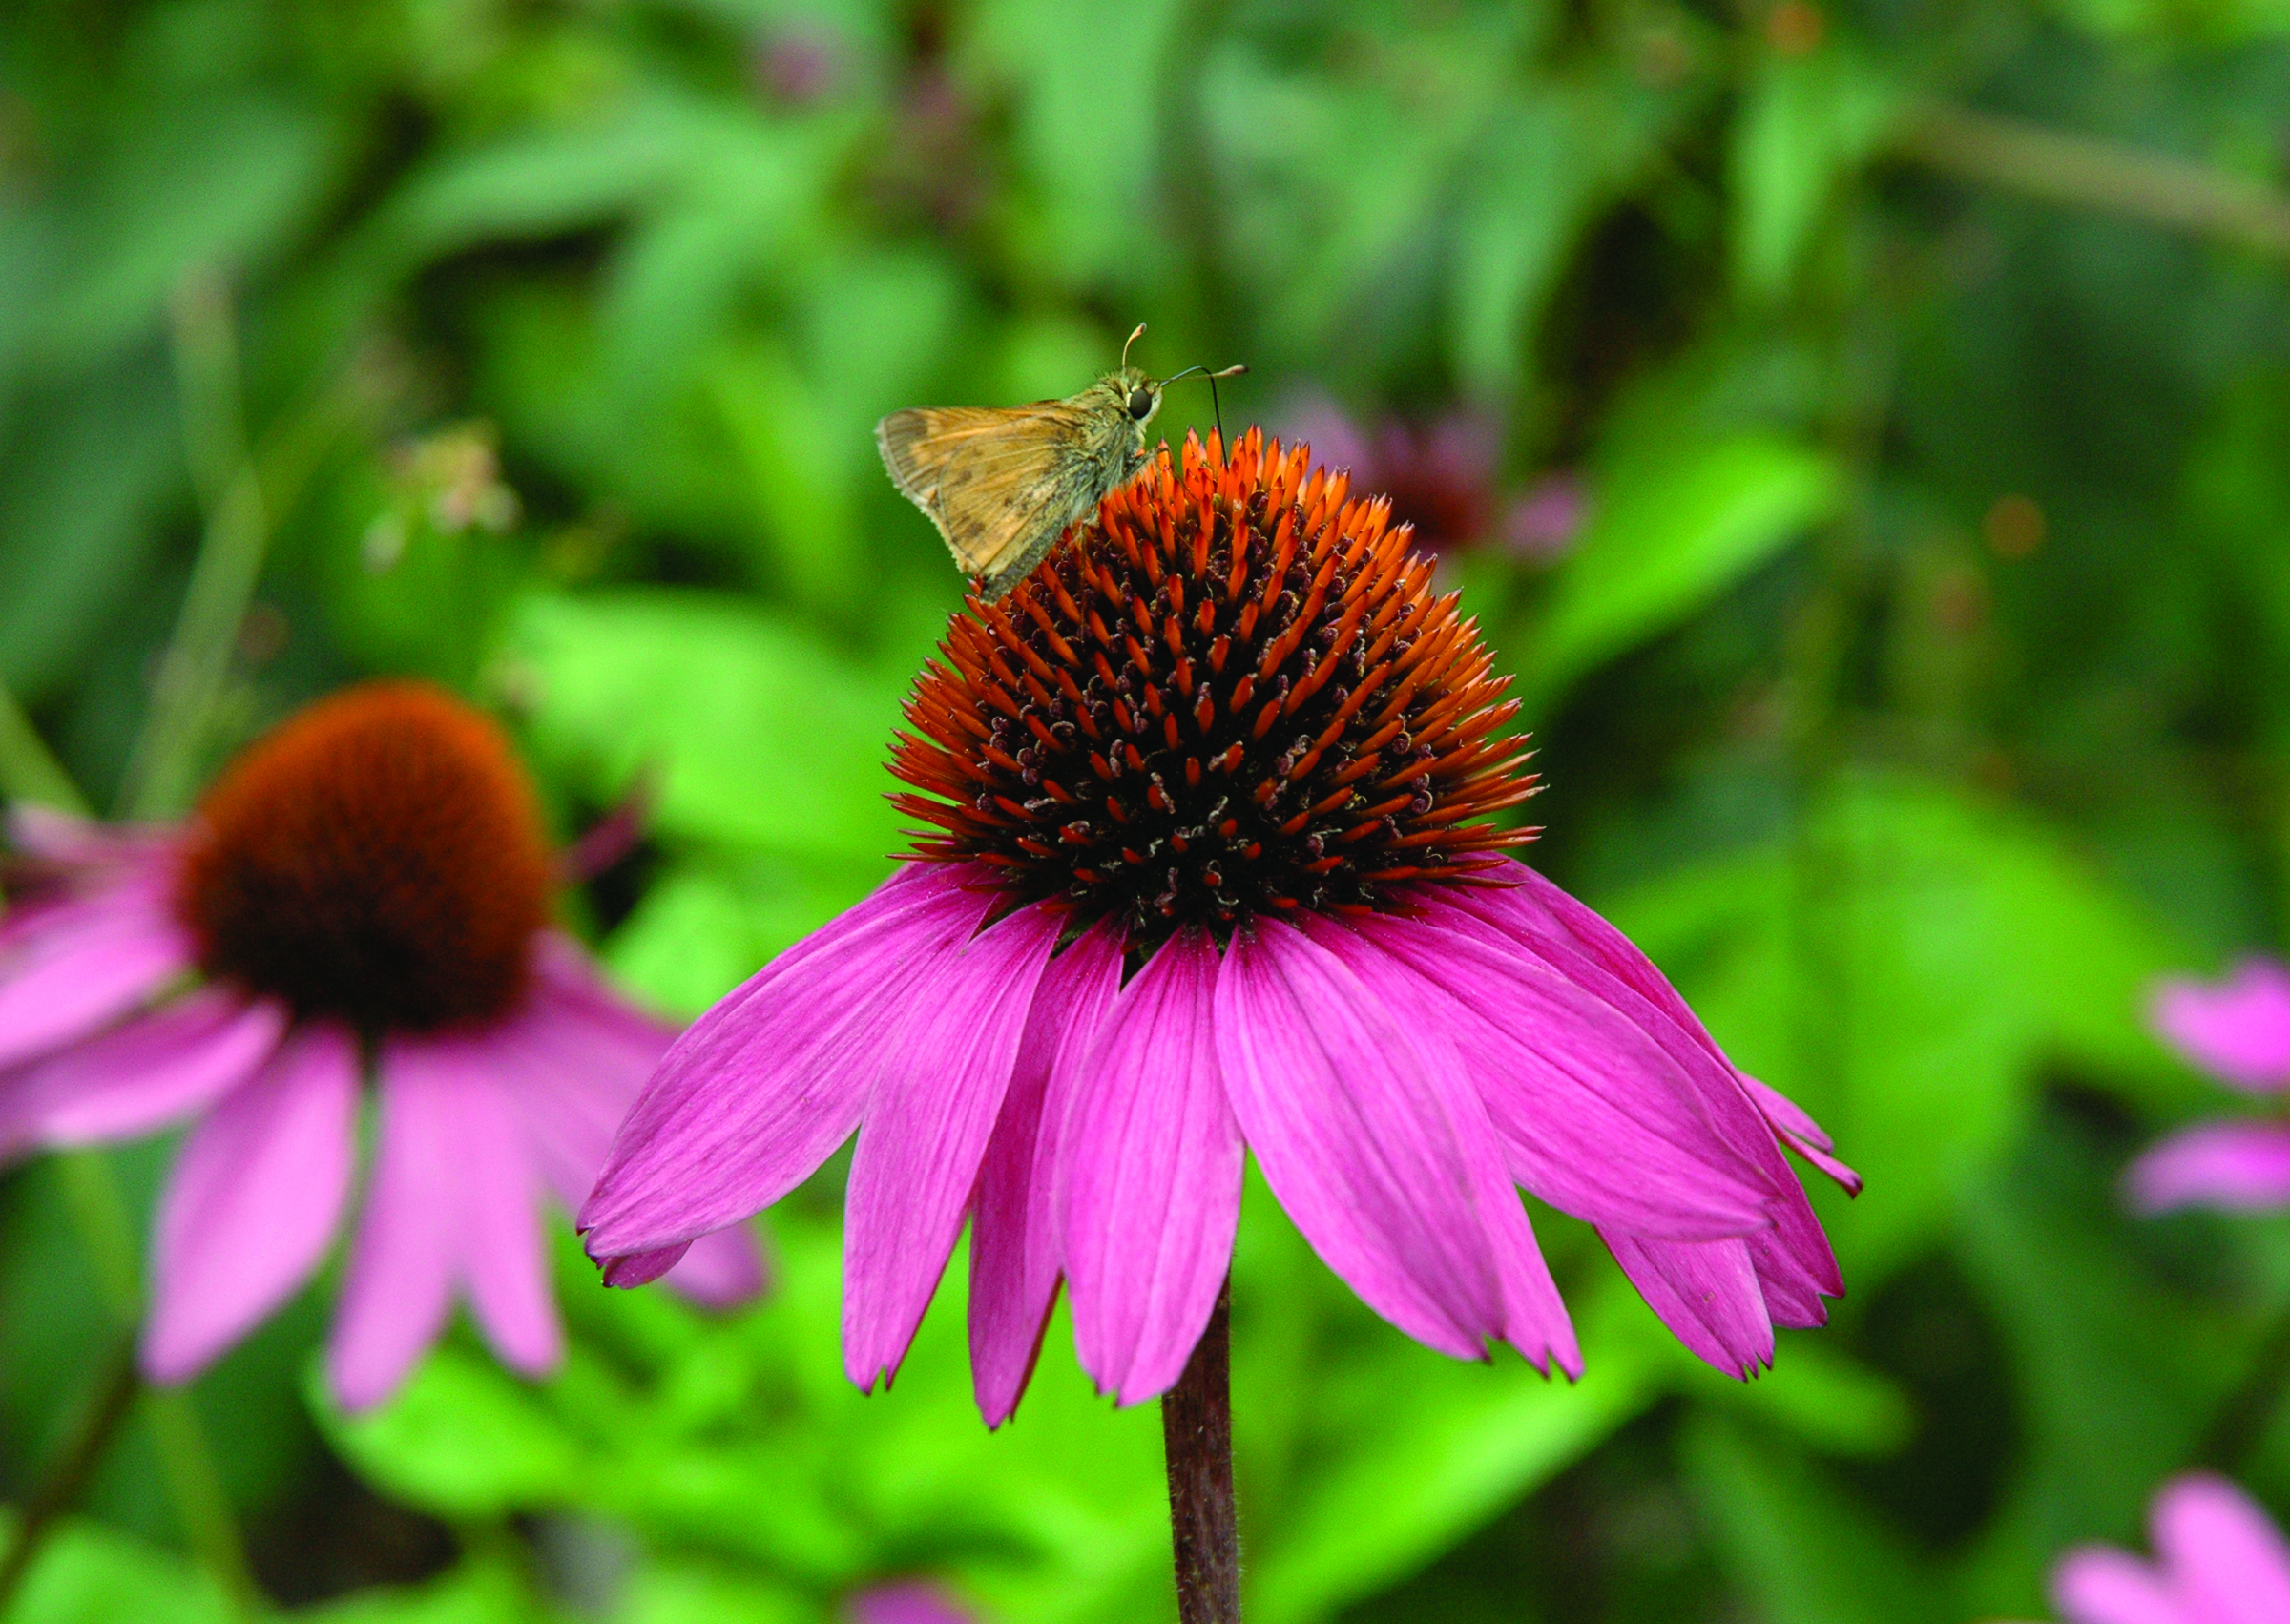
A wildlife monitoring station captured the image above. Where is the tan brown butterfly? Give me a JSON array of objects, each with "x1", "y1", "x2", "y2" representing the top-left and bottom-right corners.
[{"x1": 876, "y1": 324, "x2": 1245, "y2": 600}]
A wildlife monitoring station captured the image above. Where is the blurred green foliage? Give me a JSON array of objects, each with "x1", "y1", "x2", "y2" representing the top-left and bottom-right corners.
[{"x1": 6, "y1": 0, "x2": 2290, "y2": 1618}]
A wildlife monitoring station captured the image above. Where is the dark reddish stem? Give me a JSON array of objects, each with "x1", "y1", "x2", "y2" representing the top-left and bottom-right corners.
[{"x1": 1162, "y1": 1279, "x2": 1239, "y2": 1623}]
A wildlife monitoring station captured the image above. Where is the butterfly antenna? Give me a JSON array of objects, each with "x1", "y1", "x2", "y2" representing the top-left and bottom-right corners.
[
  {"x1": 1121, "y1": 323, "x2": 1147, "y2": 371},
  {"x1": 1158, "y1": 363, "x2": 1248, "y2": 441}
]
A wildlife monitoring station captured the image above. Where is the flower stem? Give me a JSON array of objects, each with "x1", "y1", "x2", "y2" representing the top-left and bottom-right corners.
[
  {"x1": 121, "y1": 268, "x2": 270, "y2": 821},
  {"x1": 0, "y1": 1331, "x2": 140, "y2": 1609},
  {"x1": 1161, "y1": 1279, "x2": 1239, "y2": 1624}
]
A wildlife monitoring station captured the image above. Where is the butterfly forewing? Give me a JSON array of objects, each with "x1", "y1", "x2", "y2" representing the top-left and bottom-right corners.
[{"x1": 877, "y1": 400, "x2": 1099, "y2": 589}]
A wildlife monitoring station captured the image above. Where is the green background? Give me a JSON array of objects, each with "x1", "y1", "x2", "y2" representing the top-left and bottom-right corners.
[{"x1": 4, "y1": 0, "x2": 2290, "y2": 1618}]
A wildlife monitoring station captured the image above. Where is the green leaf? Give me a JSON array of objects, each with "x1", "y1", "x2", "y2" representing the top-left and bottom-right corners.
[
  {"x1": 1697, "y1": 1335, "x2": 1913, "y2": 1459},
  {"x1": 1, "y1": 1518, "x2": 227, "y2": 1624},
  {"x1": 604, "y1": 854, "x2": 888, "y2": 1017},
  {"x1": 502, "y1": 590, "x2": 909, "y2": 862},
  {"x1": 296, "y1": 1558, "x2": 543, "y2": 1624},
  {"x1": 1680, "y1": 1414, "x2": 1937, "y2": 1624},
  {"x1": 309, "y1": 1348, "x2": 588, "y2": 1519},
  {"x1": 1448, "y1": 71, "x2": 1680, "y2": 393},
  {"x1": 964, "y1": 0, "x2": 1187, "y2": 291},
  {"x1": 1609, "y1": 771, "x2": 2195, "y2": 1278},
  {"x1": 1730, "y1": 43, "x2": 1903, "y2": 301},
  {"x1": 0, "y1": 361, "x2": 179, "y2": 702},
  {"x1": 1521, "y1": 433, "x2": 1840, "y2": 712},
  {"x1": 1244, "y1": 1273, "x2": 1668, "y2": 1624}
]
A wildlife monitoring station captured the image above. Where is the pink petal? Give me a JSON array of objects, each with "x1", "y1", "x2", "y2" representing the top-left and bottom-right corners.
[
  {"x1": 843, "y1": 902, "x2": 1063, "y2": 1391},
  {"x1": 1347, "y1": 908, "x2": 1776, "y2": 1239},
  {"x1": 581, "y1": 864, "x2": 994, "y2": 1262},
  {"x1": 2051, "y1": 1548, "x2": 2189, "y2": 1624},
  {"x1": 1444, "y1": 863, "x2": 1861, "y2": 1194},
  {"x1": 11, "y1": 989, "x2": 284, "y2": 1148},
  {"x1": 1217, "y1": 921, "x2": 1507, "y2": 1361},
  {"x1": 141, "y1": 1024, "x2": 359, "y2": 1385},
  {"x1": 1062, "y1": 928, "x2": 1243, "y2": 1406},
  {"x1": 327, "y1": 1051, "x2": 463, "y2": 1411},
  {"x1": 2126, "y1": 1122, "x2": 2290, "y2": 1214},
  {"x1": 1738, "y1": 1071, "x2": 1862, "y2": 1194},
  {"x1": 2150, "y1": 1472, "x2": 2290, "y2": 1624},
  {"x1": 2151, "y1": 962, "x2": 2290, "y2": 1093},
  {"x1": 1747, "y1": 1220, "x2": 1832, "y2": 1330},
  {"x1": 968, "y1": 919, "x2": 1124, "y2": 1427},
  {"x1": 663, "y1": 1226, "x2": 769, "y2": 1307},
  {"x1": 1309, "y1": 917, "x2": 1580, "y2": 1373},
  {"x1": 0, "y1": 884, "x2": 195, "y2": 1071},
  {"x1": 845, "y1": 1581, "x2": 977, "y2": 1624},
  {"x1": 1603, "y1": 1233, "x2": 1773, "y2": 1377},
  {"x1": 493, "y1": 947, "x2": 770, "y2": 1311},
  {"x1": 406, "y1": 1034, "x2": 562, "y2": 1381},
  {"x1": 602, "y1": 1244, "x2": 688, "y2": 1288},
  {"x1": 5, "y1": 806, "x2": 177, "y2": 865}
]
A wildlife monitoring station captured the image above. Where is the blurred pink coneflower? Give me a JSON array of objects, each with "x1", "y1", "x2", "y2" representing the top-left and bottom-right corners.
[
  {"x1": 2130, "y1": 958, "x2": 2290, "y2": 1212},
  {"x1": 1998, "y1": 1471, "x2": 2290, "y2": 1624},
  {"x1": 0, "y1": 680, "x2": 762, "y2": 1409}
]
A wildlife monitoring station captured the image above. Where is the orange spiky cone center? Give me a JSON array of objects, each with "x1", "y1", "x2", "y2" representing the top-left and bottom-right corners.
[
  {"x1": 891, "y1": 427, "x2": 1538, "y2": 950},
  {"x1": 175, "y1": 680, "x2": 554, "y2": 1032}
]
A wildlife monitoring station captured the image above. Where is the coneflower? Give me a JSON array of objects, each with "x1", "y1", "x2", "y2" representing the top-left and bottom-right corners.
[
  {"x1": 2128, "y1": 959, "x2": 2290, "y2": 1212},
  {"x1": 580, "y1": 431, "x2": 1851, "y2": 1621},
  {"x1": 0, "y1": 681, "x2": 763, "y2": 1409}
]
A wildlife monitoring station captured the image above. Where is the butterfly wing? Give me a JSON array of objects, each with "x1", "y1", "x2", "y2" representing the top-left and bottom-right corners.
[{"x1": 876, "y1": 401, "x2": 1096, "y2": 593}]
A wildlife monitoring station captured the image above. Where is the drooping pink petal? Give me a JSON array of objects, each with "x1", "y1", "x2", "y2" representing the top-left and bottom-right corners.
[
  {"x1": 327, "y1": 1049, "x2": 463, "y2": 1412},
  {"x1": 401, "y1": 1034, "x2": 562, "y2": 1381},
  {"x1": 1062, "y1": 928, "x2": 1243, "y2": 1406},
  {"x1": 1307, "y1": 917, "x2": 1580, "y2": 1373},
  {"x1": 581, "y1": 864, "x2": 994, "y2": 1263},
  {"x1": 0, "y1": 884, "x2": 196, "y2": 1072},
  {"x1": 2150, "y1": 961, "x2": 2290, "y2": 1093},
  {"x1": 142, "y1": 1023, "x2": 359, "y2": 1385},
  {"x1": 1603, "y1": 1233, "x2": 1774, "y2": 1378},
  {"x1": 601, "y1": 1244, "x2": 688, "y2": 1288},
  {"x1": 2150, "y1": 1472, "x2": 2290, "y2": 1624},
  {"x1": 1441, "y1": 863, "x2": 1861, "y2": 1194},
  {"x1": 1216, "y1": 920, "x2": 1506, "y2": 1361},
  {"x1": 1417, "y1": 866, "x2": 1846, "y2": 1345},
  {"x1": 1737, "y1": 1071, "x2": 1862, "y2": 1194},
  {"x1": 968, "y1": 920, "x2": 1123, "y2": 1427},
  {"x1": 1746, "y1": 1220, "x2": 1832, "y2": 1330},
  {"x1": 10, "y1": 989, "x2": 285, "y2": 1149},
  {"x1": 2051, "y1": 1547, "x2": 2188, "y2": 1624},
  {"x1": 843, "y1": 901, "x2": 1063, "y2": 1392},
  {"x1": 497, "y1": 947, "x2": 768, "y2": 1310},
  {"x1": 2126, "y1": 1122, "x2": 2290, "y2": 1214},
  {"x1": 1346, "y1": 908, "x2": 1775, "y2": 1239}
]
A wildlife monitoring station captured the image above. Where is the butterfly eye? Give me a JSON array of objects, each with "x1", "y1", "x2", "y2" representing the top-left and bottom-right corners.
[{"x1": 1128, "y1": 386, "x2": 1155, "y2": 420}]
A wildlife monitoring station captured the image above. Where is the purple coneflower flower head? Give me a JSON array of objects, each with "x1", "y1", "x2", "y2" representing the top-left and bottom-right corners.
[
  {"x1": 844, "y1": 1580, "x2": 976, "y2": 1624},
  {"x1": 0, "y1": 681, "x2": 764, "y2": 1410},
  {"x1": 2027, "y1": 1472, "x2": 2290, "y2": 1624},
  {"x1": 1278, "y1": 393, "x2": 1586, "y2": 563},
  {"x1": 2129, "y1": 959, "x2": 2290, "y2": 1212},
  {"x1": 580, "y1": 430, "x2": 1852, "y2": 1425}
]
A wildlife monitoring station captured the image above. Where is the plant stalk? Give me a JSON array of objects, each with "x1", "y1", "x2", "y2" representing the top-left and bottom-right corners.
[
  {"x1": 0, "y1": 1332, "x2": 140, "y2": 1609},
  {"x1": 1161, "y1": 1280, "x2": 1239, "y2": 1624}
]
